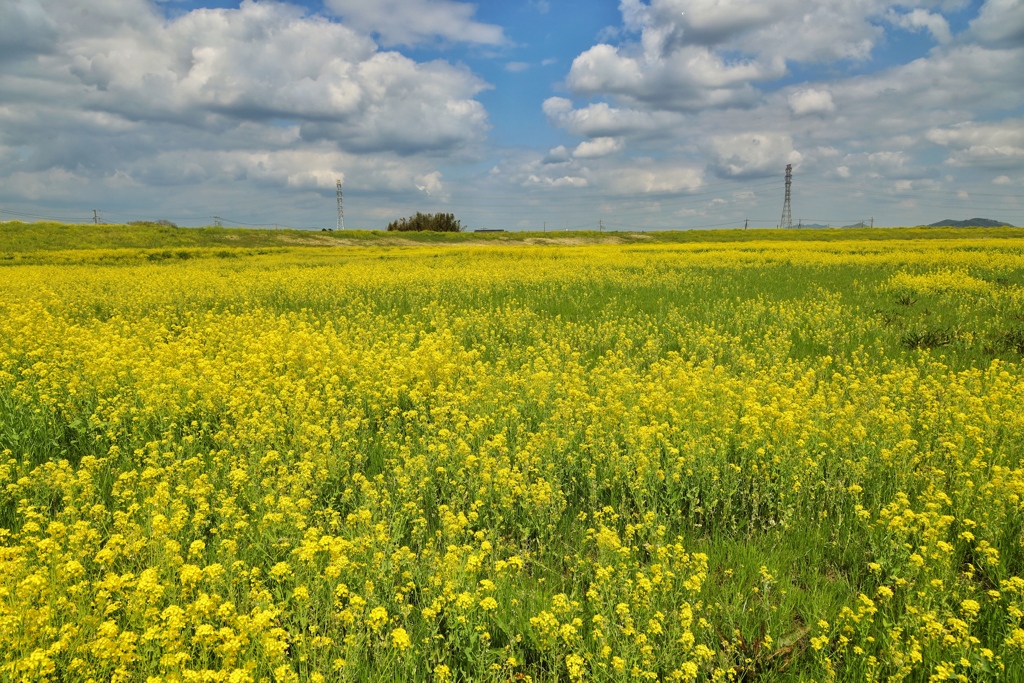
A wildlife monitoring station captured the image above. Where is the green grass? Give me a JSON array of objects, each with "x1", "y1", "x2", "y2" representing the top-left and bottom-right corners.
[{"x1": 1, "y1": 220, "x2": 1021, "y2": 255}]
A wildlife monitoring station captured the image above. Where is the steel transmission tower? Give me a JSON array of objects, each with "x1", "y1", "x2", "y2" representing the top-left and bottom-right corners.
[
  {"x1": 780, "y1": 164, "x2": 793, "y2": 228},
  {"x1": 336, "y1": 179, "x2": 345, "y2": 231}
]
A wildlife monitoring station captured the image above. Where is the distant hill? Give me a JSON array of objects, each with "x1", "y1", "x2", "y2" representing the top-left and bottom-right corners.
[{"x1": 927, "y1": 218, "x2": 1016, "y2": 228}]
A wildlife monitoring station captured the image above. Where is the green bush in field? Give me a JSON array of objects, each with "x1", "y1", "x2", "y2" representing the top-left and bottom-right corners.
[{"x1": 386, "y1": 212, "x2": 464, "y2": 232}]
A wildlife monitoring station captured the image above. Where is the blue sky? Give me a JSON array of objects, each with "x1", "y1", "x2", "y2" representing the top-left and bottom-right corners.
[{"x1": 1, "y1": 0, "x2": 1022, "y2": 229}]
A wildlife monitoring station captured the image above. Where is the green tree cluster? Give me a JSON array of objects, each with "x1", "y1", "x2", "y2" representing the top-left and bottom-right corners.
[{"x1": 385, "y1": 212, "x2": 463, "y2": 232}]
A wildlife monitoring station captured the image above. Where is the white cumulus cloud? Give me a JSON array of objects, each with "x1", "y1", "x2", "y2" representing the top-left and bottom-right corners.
[
  {"x1": 543, "y1": 98, "x2": 683, "y2": 138},
  {"x1": 597, "y1": 162, "x2": 704, "y2": 195},
  {"x1": 524, "y1": 174, "x2": 589, "y2": 188},
  {"x1": 788, "y1": 89, "x2": 837, "y2": 116},
  {"x1": 0, "y1": 0, "x2": 499, "y2": 227},
  {"x1": 708, "y1": 133, "x2": 803, "y2": 179},
  {"x1": 573, "y1": 137, "x2": 625, "y2": 159},
  {"x1": 543, "y1": 145, "x2": 572, "y2": 164},
  {"x1": 926, "y1": 120, "x2": 1024, "y2": 168},
  {"x1": 618, "y1": 0, "x2": 887, "y2": 65},
  {"x1": 888, "y1": 8, "x2": 952, "y2": 43},
  {"x1": 0, "y1": 0, "x2": 57, "y2": 60},
  {"x1": 41, "y1": 1, "x2": 490, "y2": 153},
  {"x1": 323, "y1": 0, "x2": 505, "y2": 46},
  {"x1": 566, "y1": 42, "x2": 782, "y2": 111},
  {"x1": 969, "y1": 0, "x2": 1024, "y2": 46}
]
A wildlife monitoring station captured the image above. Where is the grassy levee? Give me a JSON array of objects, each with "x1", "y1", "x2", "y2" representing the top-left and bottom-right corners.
[
  {"x1": 2, "y1": 226, "x2": 1024, "y2": 681},
  {"x1": 1, "y1": 219, "x2": 1021, "y2": 256}
]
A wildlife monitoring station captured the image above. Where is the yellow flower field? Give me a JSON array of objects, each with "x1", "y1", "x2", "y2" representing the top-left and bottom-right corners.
[{"x1": 2, "y1": 235, "x2": 1024, "y2": 681}]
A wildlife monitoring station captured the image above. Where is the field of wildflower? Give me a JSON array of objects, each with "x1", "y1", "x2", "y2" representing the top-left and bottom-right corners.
[{"x1": 2, "y1": 231, "x2": 1024, "y2": 682}]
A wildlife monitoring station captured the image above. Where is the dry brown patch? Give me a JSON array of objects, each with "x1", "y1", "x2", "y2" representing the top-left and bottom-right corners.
[
  {"x1": 376, "y1": 237, "x2": 433, "y2": 246},
  {"x1": 266, "y1": 232, "x2": 654, "y2": 249},
  {"x1": 276, "y1": 234, "x2": 344, "y2": 246},
  {"x1": 521, "y1": 236, "x2": 627, "y2": 246}
]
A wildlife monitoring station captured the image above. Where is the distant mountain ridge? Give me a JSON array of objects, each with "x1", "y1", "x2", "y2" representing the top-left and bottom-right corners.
[{"x1": 927, "y1": 218, "x2": 1016, "y2": 228}]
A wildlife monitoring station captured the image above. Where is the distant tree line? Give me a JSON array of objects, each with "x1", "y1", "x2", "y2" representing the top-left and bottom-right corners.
[{"x1": 386, "y1": 212, "x2": 463, "y2": 232}]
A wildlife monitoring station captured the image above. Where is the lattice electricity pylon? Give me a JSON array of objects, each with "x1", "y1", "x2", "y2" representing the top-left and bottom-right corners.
[
  {"x1": 780, "y1": 164, "x2": 792, "y2": 229},
  {"x1": 336, "y1": 179, "x2": 345, "y2": 231}
]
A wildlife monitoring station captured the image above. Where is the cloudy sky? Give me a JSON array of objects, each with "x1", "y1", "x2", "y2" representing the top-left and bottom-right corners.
[{"x1": 1, "y1": 0, "x2": 1023, "y2": 230}]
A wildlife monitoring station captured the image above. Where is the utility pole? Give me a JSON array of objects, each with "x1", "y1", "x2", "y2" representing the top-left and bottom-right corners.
[
  {"x1": 599, "y1": 219, "x2": 603, "y2": 232},
  {"x1": 780, "y1": 164, "x2": 793, "y2": 229},
  {"x1": 213, "y1": 215, "x2": 222, "y2": 227},
  {"x1": 92, "y1": 209, "x2": 99, "y2": 225},
  {"x1": 336, "y1": 179, "x2": 345, "y2": 231},
  {"x1": 744, "y1": 219, "x2": 748, "y2": 230},
  {"x1": 543, "y1": 221, "x2": 546, "y2": 233},
  {"x1": 870, "y1": 216, "x2": 874, "y2": 228}
]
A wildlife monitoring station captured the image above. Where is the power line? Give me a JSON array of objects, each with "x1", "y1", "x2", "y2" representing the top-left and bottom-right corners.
[
  {"x1": 363, "y1": 188, "x2": 784, "y2": 216},
  {"x1": 0, "y1": 208, "x2": 91, "y2": 222},
  {"x1": 798, "y1": 175, "x2": 1024, "y2": 199},
  {"x1": 216, "y1": 216, "x2": 324, "y2": 230},
  {"x1": 410, "y1": 180, "x2": 787, "y2": 208},
  {"x1": 0, "y1": 177, "x2": 788, "y2": 229},
  {"x1": 789, "y1": 186, "x2": 1024, "y2": 212},
  {"x1": 604, "y1": 219, "x2": 752, "y2": 230},
  {"x1": 106, "y1": 178, "x2": 785, "y2": 221},
  {"x1": 5, "y1": 170, "x2": 1022, "y2": 232}
]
